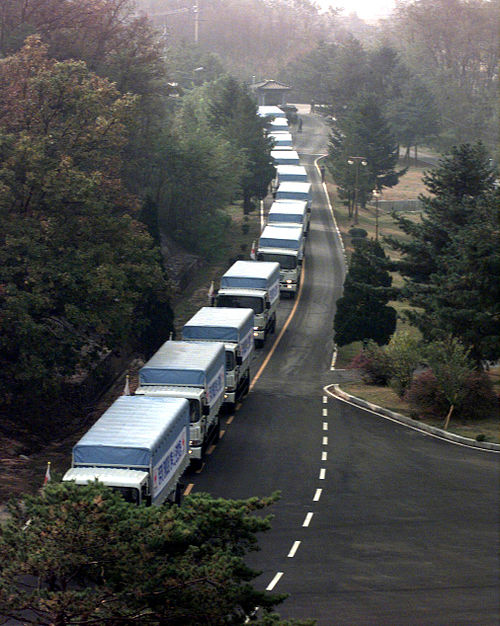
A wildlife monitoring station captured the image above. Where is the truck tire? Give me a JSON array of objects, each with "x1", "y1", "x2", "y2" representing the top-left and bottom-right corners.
[
  {"x1": 190, "y1": 457, "x2": 203, "y2": 471},
  {"x1": 212, "y1": 417, "x2": 220, "y2": 443},
  {"x1": 255, "y1": 338, "x2": 264, "y2": 349},
  {"x1": 271, "y1": 316, "x2": 276, "y2": 333}
]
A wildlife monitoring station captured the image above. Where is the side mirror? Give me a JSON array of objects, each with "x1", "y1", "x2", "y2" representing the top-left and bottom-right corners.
[
  {"x1": 266, "y1": 301, "x2": 271, "y2": 310},
  {"x1": 236, "y1": 355, "x2": 243, "y2": 365},
  {"x1": 202, "y1": 404, "x2": 210, "y2": 416}
]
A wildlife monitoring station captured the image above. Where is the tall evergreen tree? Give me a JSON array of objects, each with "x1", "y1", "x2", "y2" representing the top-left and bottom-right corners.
[
  {"x1": 387, "y1": 143, "x2": 498, "y2": 362},
  {"x1": 334, "y1": 239, "x2": 397, "y2": 346},
  {"x1": 328, "y1": 94, "x2": 407, "y2": 215}
]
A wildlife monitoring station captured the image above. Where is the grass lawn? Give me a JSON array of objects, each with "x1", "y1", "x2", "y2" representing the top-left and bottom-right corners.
[{"x1": 342, "y1": 381, "x2": 500, "y2": 444}]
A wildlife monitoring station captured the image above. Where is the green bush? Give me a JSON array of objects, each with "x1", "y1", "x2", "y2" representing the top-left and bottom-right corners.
[
  {"x1": 347, "y1": 341, "x2": 392, "y2": 385},
  {"x1": 348, "y1": 227, "x2": 368, "y2": 238}
]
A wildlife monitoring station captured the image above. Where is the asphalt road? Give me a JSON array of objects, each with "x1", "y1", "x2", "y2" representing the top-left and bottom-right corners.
[{"x1": 186, "y1": 112, "x2": 500, "y2": 625}]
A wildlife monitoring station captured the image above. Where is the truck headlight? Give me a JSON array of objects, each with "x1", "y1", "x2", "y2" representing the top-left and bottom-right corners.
[{"x1": 286, "y1": 279, "x2": 292, "y2": 284}]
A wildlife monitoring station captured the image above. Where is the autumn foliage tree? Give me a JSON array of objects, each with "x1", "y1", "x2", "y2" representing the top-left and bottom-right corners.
[{"x1": 0, "y1": 38, "x2": 169, "y2": 426}]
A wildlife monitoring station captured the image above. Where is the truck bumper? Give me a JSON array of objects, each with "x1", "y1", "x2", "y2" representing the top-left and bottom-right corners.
[
  {"x1": 280, "y1": 282, "x2": 298, "y2": 293},
  {"x1": 253, "y1": 328, "x2": 265, "y2": 341},
  {"x1": 189, "y1": 446, "x2": 202, "y2": 461}
]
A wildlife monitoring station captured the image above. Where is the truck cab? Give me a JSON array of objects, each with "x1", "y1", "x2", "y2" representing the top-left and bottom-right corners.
[
  {"x1": 63, "y1": 467, "x2": 150, "y2": 505},
  {"x1": 215, "y1": 288, "x2": 270, "y2": 345}
]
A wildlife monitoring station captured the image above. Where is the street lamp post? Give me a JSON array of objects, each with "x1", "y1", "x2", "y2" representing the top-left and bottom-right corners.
[
  {"x1": 372, "y1": 189, "x2": 380, "y2": 242},
  {"x1": 347, "y1": 156, "x2": 367, "y2": 225}
]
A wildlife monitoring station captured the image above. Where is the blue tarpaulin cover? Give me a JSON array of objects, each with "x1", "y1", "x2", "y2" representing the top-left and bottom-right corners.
[
  {"x1": 73, "y1": 396, "x2": 189, "y2": 467},
  {"x1": 259, "y1": 225, "x2": 304, "y2": 250},
  {"x1": 139, "y1": 341, "x2": 225, "y2": 387},
  {"x1": 182, "y1": 307, "x2": 254, "y2": 343},
  {"x1": 268, "y1": 201, "x2": 307, "y2": 224},
  {"x1": 220, "y1": 260, "x2": 281, "y2": 291}
]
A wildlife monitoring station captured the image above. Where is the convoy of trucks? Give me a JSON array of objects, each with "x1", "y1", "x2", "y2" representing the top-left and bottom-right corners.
[
  {"x1": 63, "y1": 396, "x2": 190, "y2": 506},
  {"x1": 216, "y1": 260, "x2": 280, "y2": 348},
  {"x1": 135, "y1": 340, "x2": 226, "y2": 469},
  {"x1": 63, "y1": 104, "x2": 312, "y2": 505},
  {"x1": 257, "y1": 225, "x2": 304, "y2": 296},
  {"x1": 182, "y1": 307, "x2": 255, "y2": 408}
]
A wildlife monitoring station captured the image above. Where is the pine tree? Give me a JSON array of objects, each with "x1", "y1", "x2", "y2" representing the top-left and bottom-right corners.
[
  {"x1": 387, "y1": 143, "x2": 498, "y2": 362},
  {"x1": 327, "y1": 94, "x2": 407, "y2": 215},
  {"x1": 334, "y1": 239, "x2": 397, "y2": 346}
]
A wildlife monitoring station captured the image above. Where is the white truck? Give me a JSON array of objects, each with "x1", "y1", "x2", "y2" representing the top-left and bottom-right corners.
[
  {"x1": 275, "y1": 180, "x2": 312, "y2": 210},
  {"x1": 215, "y1": 260, "x2": 280, "y2": 349},
  {"x1": 271, "y1": 149, "x2": 300, "y2": 165},
  {"x1": 182, "y1": 307, "x2": 255, "y2": 408},
  {"x1": 269, "y1": 117, "x2": 289, "y2": 131},
  {"x1": 276, "y1": 164, "x2": 308, "y2": 184},
  {"x1": 135, "y1": 341, "x2": 225, "y2": 469},
  {"x1": 257, "y1": 224, "x2": 304, "y2": 297},
  {"x1": 257, "y1": 105, "x2": 286, "y2": 119},
  {"x1": 267, "y1": 200, "x2": 310, "y2": 236},
  {"x1": 269, "y1": 131, "x2": 293, "y2": 149},
  {"x1": 63, "y1": 395, "x2": 190, "y2": 506}
]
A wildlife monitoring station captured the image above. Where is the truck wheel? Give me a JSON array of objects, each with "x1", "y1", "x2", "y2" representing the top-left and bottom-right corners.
[
  {"x1": 174, "y1": 482, "x2": 183, "y2": 506},
  {"x1": 212, "y1": 418, "x2": 220, "y2": 443},
  {"x1": 271, "y1": 316, "x2": 276, "y2": 333},
  {"x1": 190, "y1": 457, "x2": 203, "y2": 471},
  {"x1": 255, "y1": 338, "x2": 264, "y2": 349}
]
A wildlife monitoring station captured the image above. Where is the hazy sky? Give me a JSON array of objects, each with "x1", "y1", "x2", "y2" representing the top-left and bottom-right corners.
[{"x1": 318, "y1": 0, "x2": 396, "y2": 20}]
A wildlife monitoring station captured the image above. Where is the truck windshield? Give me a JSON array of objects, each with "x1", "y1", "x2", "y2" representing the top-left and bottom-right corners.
[
  {"x1": 217, "y1": 295, "x2": 263, "y2": 314},
  {"x1": 257, "y1": 252, "x2": 296, "y2": 270},
  {"x1": 189, "y1": 399, "x2": 201, "y2": 423},
  {"x1": 225, "y1": 350, "x2": 235, "y2": 371}
]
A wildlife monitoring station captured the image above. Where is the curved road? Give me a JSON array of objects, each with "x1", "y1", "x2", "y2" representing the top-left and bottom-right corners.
[{"x1": 186, "y1": 111, "x2": 500, "y2": 625}]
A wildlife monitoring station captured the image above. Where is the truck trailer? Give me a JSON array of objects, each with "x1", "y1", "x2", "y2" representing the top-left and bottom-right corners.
[
  {"x1": 182, "y1": 307, "x2": 255, "y2": 408},
  {"x1": 216, "y1": 260, "x2": 280, "y2": 349},
  {"x1": 267, "y1": 200, "x2": 310, "y2": 236},
  {"x1": 135, "y1": 341, "x2": 225, "y2": 469},
  {"x1": 63, "y1": 395, "x2": 190, "y2": 506},
  {"x1": 271, "y1": 150, "x2": 300, "y2": 165}
]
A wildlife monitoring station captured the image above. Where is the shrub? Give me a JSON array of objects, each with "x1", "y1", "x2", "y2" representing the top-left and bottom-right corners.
[
  {"x1": 347, "y1": 341, "x2": 392, "y2": 385},
  {"x1": 405, "y1": 369, "x2": 448, "y2": 418},
  {"x1": 386, "y1": 329, "x2": 423, "y2": 397},
  {"x1": 406, "y1": 369, "x2": 497, "y2": 422},
  {"x1": 348, "y1": 227, "x2": 368, "y2": 239},
  {"x1": 457, "y1": 372, "x2": 497, "y2": 420}
]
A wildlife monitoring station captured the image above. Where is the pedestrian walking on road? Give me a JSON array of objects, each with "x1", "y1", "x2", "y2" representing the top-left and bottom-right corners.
[
  {"x1": 320, "y1": 165, "x2": 326, "y2": 183},
  {"x1": 298, "y1": 117, "x2": 303, "y2": 132}
]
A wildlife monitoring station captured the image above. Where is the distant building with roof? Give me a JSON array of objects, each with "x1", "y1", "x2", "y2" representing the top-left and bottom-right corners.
[{"x1": 250, "y1": 79, "x2": 292, "y2": 106}]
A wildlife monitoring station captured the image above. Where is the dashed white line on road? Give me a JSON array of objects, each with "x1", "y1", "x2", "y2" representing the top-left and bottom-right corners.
[
  {"x1": 323, "y1": 396, "x2": 328, "y2": 403},
  {"x1": 319, "y1": 468, "x2": 326, "y2": 480},
  {"x1": 322, "y1": 408, "x2": 328, "y2": 416},
  {"x1": 287, "y1": 541, "x2": 301, "y2": 558},
  {"x1": 313, "y1": 488, "x2": 323, "y2": 501},
  {"x1": 303, "y1": 512, "x2": 314, "y2": 527},
  {"x1": 266, "y1": 572, "x2": 283, "y2": 591},
  {"x1": 322, "y1": 451, "x2": 327, "y2": 461},
  {"x1": 322, "y1": 436, "x2": 328, "y2": 445},
  {"x1": 323, "y1": 422, "x2": 328, "y2": 430}
]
